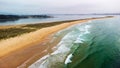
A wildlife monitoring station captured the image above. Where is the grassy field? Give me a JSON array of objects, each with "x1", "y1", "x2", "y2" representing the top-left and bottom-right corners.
[{"x1": 0, "y1": 19, "x2": 79, "y2": 40}]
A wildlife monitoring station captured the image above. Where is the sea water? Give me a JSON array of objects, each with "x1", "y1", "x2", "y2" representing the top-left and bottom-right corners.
[{"x1": 29, "y1": 16, "x2": 120, "y2": 68}]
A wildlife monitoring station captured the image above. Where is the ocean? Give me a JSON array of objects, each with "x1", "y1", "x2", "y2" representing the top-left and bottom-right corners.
[{"x1": 29, "y1": 16, "x2": 120, "y2": 68}]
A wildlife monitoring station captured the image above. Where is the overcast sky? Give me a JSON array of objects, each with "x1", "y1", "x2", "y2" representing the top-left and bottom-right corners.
[{"x1": 0, "y1": 0, "x2": 120, "y2": 14}]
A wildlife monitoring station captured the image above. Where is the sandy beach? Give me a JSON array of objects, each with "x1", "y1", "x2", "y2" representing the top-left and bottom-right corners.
[{"x1": 0, "y1": 16, "x2": 113, "y2": 68}]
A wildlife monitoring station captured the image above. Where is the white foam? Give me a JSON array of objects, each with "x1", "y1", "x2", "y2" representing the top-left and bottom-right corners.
[
  {"x1": 51, "y1": 30, "x2": 78, "y2": 55},
  {"x1": 51, "y1": 44, "x2": 70, "y2": 55},
  {"x1": 65, "y1": 54, "x2": 73, "y2": 64},
  {"x1": 74, "y1": 38, "x2": 84, "y2": 43},
  {"x1": 74, "y1": 25, "x2": 91, "y2": 43},
  {"x1": 84, "y1": 25, "x2": 91, "y2": 33},
  {"x1": 78, "y1": 25, "x2": 91, "y2": 33},
  {"x1": 29, "y1": 55, "x2": 49, "y2": 68}
]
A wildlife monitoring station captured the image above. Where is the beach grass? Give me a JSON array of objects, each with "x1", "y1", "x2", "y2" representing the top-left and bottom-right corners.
[
  {"x1": 23, "y1": 20, "x2": 78, "y2": 29},
  {"x1": 0, "y1": 28, "x2": 35, "y2": 40},
  {"x1": 0, "y1": 20, "x2": 79, "y2": 40}
]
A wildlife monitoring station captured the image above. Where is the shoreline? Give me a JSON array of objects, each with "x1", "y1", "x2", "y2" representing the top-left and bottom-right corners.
[{"x1": 0, "y1": 16, "x2": 113, "y2": 68}]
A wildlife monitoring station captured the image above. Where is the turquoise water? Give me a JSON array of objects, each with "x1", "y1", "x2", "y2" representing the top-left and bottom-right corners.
[
  {"x1": 66, "y1": 17, "x2": 120, "y2": 68},
  {"x1": 29, "y1": 16, "x2": 120, "y2": 68}
]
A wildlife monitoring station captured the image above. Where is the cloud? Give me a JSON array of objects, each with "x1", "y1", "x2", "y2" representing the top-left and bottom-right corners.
[{"x1": 0, "y1": 0, "x2": 120, "y2": 14}]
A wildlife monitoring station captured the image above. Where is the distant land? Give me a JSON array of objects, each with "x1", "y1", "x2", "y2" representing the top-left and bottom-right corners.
[
  {"x1": 0, "y1": 13, "x2": 119, "y2": 22},
  {"x1": 0, "y1": 15, "x2": 52, "y2": 22},
  {"x1": 89, "y1": 13, "x2": 120, "y2": 15},
  {"x1": 60, "y1": 13, "x2": 120, "y2": 15}
]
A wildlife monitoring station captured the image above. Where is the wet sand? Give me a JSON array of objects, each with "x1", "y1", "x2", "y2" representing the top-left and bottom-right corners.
[{"x1": 0, "y1": 17, "x2": 113, "y2": 68}]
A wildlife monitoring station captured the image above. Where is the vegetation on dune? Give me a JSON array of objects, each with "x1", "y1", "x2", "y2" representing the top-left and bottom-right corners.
[
  {"x1": 0, "y1": 20, "x2": 79, "y2": 40},
  {"x1": 23, "y1": 20, "x2": 78, "y2": 29},
  {"x1": 0, "y1": 28, "x2": 35, "y2": 40}
]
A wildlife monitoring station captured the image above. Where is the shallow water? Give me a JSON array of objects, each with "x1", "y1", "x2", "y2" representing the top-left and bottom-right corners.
[{"x1": 29, "y1": 16, "x2": 120, "y2": 68}]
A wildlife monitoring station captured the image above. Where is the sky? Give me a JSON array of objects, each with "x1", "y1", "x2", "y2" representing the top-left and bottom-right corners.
[{"x1": 0, "y1": 0, "x2": 120, "y2": 14}]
